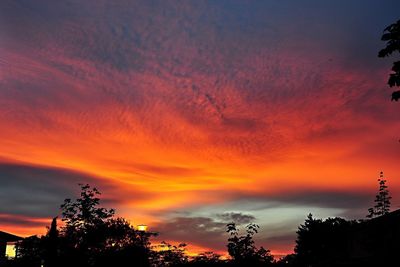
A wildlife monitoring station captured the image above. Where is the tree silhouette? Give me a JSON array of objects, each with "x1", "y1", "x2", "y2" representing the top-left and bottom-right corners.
[
  {"x1": 58, "y1": 184, "x2": 154, "y2": 267},
  {"x1": 150, "y1": 241, "x2": 188, "y2": 267},
  {"x1": 61, "y1": 184, "x2": 115, "y2": 230},
  {"x1": 15, "y1": 218, "x2": 61, "y2": 267},
  {"x1": 367, "y1": 171, "x2": 392, "y2": 218},
  {"x1": 43, "y1": 217, "x2": 59, "y2": 267},
  {"x1": 294, "y1": 214, "x2": 359, "y2": 267},
  {"x1": 275, "y1": 254, "x2": 296, "y2": 267},
  {"x1": 14, "y1": 184, "x2": 156, "y2": 267},
  {"x1": 59, "y1": 184, "x2": 116, "y2": 266},
  {"x1": 226, "y1": 223, "x2": 274, "y2": 266},
  {"x1": 190, "y1": 251, "x2": 222, "y2": 266},
  {"x1": 378, "y1": 19, "x2": 400, "y2": 101}
]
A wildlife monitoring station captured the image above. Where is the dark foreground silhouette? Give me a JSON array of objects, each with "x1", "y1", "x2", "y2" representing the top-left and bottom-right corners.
[
  {"x1": 1, "y1": 183, "x2": 399, "y2": 267},
  {"x1": 379, "y1": 19, "x2": 400, "y2": 101}
]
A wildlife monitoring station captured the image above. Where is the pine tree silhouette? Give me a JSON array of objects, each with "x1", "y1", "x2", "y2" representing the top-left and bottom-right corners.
[{"x1": 367, "y1": 171, "x2": 392, "y2": 218}]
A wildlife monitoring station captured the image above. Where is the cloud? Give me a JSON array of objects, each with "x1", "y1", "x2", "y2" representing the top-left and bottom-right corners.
[
  {"x1": 216, "y1": 212, "x2": 255, "y2": 225},
  {"x1": 271, "y1": 190, "x2": 372, "y2": 210},
  {"x1": 153, "y1": 212, "x2": 293, "y2": 254},
  {"x1": 254, "y1": 186, "x2": 398, "y2": 221},
  {"x1": 182, "y1": 189, "x2": 373, "y2": 213},
  {"x1": 0, "y1": 163, "x2": 98, "y2": 218},
  {"x1": 150, "y1": 189, "x2": 373, "y2": 254},
  {"x1": 0, "y1": 162, "x2": 145, "y2": 218},
  {"x1": 154, "y1": 216, "x2": 227, "y2": 251},
  {"x1": 0, "y1": 214, "x2": 49, "y2": 228},
  {"x1": 258, "y1": 233, "x2": 298, "y2": 254},
  {"x1": 153, "y1": 212, "x2": 256, "y2": 252}
]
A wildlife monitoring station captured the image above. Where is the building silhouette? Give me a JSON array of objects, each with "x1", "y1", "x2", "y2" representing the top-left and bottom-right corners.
[{"x1": 0, "y1": 231, "x2": 23, "y2": 263}]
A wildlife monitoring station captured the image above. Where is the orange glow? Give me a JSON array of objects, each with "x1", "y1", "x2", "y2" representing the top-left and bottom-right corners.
[
  {"x1": 0, "y1": 215, "x2": 50, "y2": 237},
  {"x1": 137, "y1": 224, "x2": 148, "y2": 232}
]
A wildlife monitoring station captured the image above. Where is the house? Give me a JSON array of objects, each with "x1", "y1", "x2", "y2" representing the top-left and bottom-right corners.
[{"x1": 0, "y1": 231, "x2": 23, "y2": 262}]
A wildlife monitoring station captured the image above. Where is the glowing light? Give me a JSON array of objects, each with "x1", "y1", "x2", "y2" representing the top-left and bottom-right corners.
[
  {"x1": 5, "y1": 243, "x2": 16, "y2": 259},
  {"x1": 137, "y1": 224, "x2": 148, "y2": 232}
]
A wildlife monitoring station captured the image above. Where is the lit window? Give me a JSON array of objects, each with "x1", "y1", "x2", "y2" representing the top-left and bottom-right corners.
[{"x1": 5, "y1": 243, "x2": 16, "y2": 259}]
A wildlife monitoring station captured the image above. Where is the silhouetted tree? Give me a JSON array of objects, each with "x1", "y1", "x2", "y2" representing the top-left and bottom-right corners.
[
  {"x1": 275, "y1": 254, "x2": 296, "y2": 267},
  {"x1": 367, "y1": 171, "x2": 392, "y2": 218},
  {"x1": 42, "y1": 217, "x2": 59, "y2": 267},
  {"x1": 96, "y1": 217, "x2": 156, "y2": 267},
  {"x1": 13, "y1": 184, "x2": 156, "y2": 267},
  {"x1": 378, "y1": 19, "x2": 400, "y2": 101},
  {"x1": 15, "y1": 218, "x2": 60, "y2": 267},
  {"x1": 61, "y1": 184, "x2": 115, "y2": 230},
  {"x1": 150, "y1": 242, "x2": 188, "y2": 267},
  {"x1": 190, "y1": 251, "x2": 223, "y2": 266},
  {"x1": 294, "y1": 214, "x2": 357, "y2": 267},
  {"x1": 226, "y1": 223, "x2": 274, "y2": 266},
  {"x1": 58, "y1": 184, "x2": 154, "y2": 267},
  {"x1": 59, "y1": 184, "x2": 115, "y2": 266}
]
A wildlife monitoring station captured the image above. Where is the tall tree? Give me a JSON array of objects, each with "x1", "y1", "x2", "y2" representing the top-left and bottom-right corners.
[
  {"x1": 59, "y1": 184, "x2": 154, "y2": 267},
  {"x1": 60, "y1": 184, "x2": 115, "y2": 230},
  {"x1": 367, "y1": 171, "x2": 392, "y2": 218},
  {"x1": 378, "y1": 19, "x2": 400, "y2": 101},
  {"x1": 294, "y1": 214, "x2": 356, "y2": 267},
  {"x1": 16, "y1": 184, "x2": 155, "y2": 267},
  {"x1": 226, "y1": 223, "x2": 274, "y2": 266},
  {"x1": 43, "y1": 217, "x2": 59, "y2": 267}
]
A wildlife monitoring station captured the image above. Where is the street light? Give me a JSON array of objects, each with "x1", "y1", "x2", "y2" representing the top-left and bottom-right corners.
[{"x1": 137, "y1": 224, "x2": 148, "y2": 232}]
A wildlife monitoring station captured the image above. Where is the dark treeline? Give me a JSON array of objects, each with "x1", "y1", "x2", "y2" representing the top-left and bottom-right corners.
[{"x1": 2, "y1": 178, "x2": 398, "y2": 267}]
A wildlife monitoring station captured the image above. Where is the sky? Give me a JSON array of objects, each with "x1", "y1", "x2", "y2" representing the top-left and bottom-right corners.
[{"x1": 0, "y1": 0, "x2": 399, "y2": 256}]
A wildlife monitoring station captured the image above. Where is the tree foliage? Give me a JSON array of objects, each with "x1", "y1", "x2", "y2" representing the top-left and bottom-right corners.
[
  {"x1": 150, "y1": 242, "x2": 189, "y2": 267},
  {"x1": 378, "y1": 19, "x2": 400, "y2": 101},
  {"x1": 60, "y1": 184, "x2": 115, "y2": 230},
  {"x1": 191, "y1": 251, "x2": 222, "y2": 266},
  {"x1": 42, "y1": 217, "x2": 59, "y2": 267},
  {"x1": 294, "y1": 214, "x2": 357, "y2": 267},
  {"x1": 367, "y1": 171, "x2": 392, "y2": 218},
  {"x1": 16, "y1": 184, "x2": 155, "y2": 267},
  {"x1": 226, "y1": 223, "x2": 274, "y2": 266}
]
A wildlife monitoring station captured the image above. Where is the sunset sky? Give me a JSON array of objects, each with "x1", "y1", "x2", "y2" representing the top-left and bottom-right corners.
[{"x1": 0, "y1": 0, "x2": 399, "y2": 256}]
